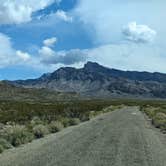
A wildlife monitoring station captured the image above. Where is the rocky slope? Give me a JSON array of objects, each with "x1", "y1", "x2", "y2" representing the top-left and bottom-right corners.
[
  {"x1": 0, "y1": 81, "x2": 78, "y2": 101},
  {"x1": 9, "y1": 62, "x2": 166, "y2": 98}
]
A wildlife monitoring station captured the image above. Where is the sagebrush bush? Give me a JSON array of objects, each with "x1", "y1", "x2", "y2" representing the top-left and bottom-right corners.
[
  {"x1": 0, "y1": 125, "x2": 34, "y2": 147},
  {"x1": 79, "y1": 113, "x2": 91, "y2": 122},
  {"x1": 68, "y1": 118, "x2": 80, "y2": 126},
  {"x1": 0, "y1": 144, "x2": 4, "y2": 153},
  {"x1": 0, "y1": 138, "x2": 12, "y2": 149},
  {"x1": 152, "y1": 112, "x2": 166, "y2": 130},
  {"x1": 33, "y1": 124, "x2": 49, "y2": 138},
  {"x1": 27, "y1": 117, "x2": 45, "y2": 131},
  {"x1": 30, "y1": 117, "x2": 43, "y2": 126},
  {"x1": 48, "y1": 121, "x2": 64, "y2": 133},
  {"x1": 60, "y1": 118, "x2": 70, "y2": 127}
]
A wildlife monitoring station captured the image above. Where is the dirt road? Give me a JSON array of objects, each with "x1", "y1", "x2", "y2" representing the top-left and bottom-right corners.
[{"x1": 0, "y1": 107, "x2": 166, "y2": 166}]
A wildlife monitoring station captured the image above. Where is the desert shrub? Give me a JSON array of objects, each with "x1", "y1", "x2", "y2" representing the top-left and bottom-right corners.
[
  {"x1": 30, "y1": 117, "x2": 43, "y2": 125},
  {"x1": 68, "y1": 118, "x2": 80, "y2": 126},
  {"x1": 79, "y1": 113, "x2": 91, "y2": 122},
  {"x1": 33, "y1": 124, "x2": 49, "y2": 138},
  {"x1": 0, "y1": 138, "x2": 12, "y2": 149},
  {"x1": 59, "y1": 118, "x2": 70, "y2": 127},
  {"x1": 143, "y1": 107, "x2": 157, "y2": 118},
  {"x1": 27, "y1": 117, "x2": 45, "y2": 131},
  {"x1": 0, "y1": 144, "x2": 4, "y2": 153},
  {"x1": 0, "y1": 125, "x2": 34, "y2": 147},
  {"x1": 48, "y1": 121, "x2": 64, "y2": 133},
  {"x1": 152, "y1": 112, "x2": 166, "y2": 130}
]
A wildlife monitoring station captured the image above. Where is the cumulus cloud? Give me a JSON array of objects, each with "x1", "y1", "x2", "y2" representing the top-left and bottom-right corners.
[
  {"x1": 0, "y1": 0, "x2": 59, "y2": 24},
  {"x1": 55, "y1": 10, "x2": 73, "y2": 22},
  {"x1": 0, "y1": 32, "x2": 86, "y2": 69},
  {"x1": 40, "y1": 47, "x2": 87, "y2": 65},
  {"x1": 0, "y1": 33, "x2": 15, "y2": 67},
  {"x1": 0, "y1": 33, "x2": 32, "y2": 68},
  {"x1": 39, "y1": 46, "x2": 55, "y2": 58},
  {"x1": 39, "y1": 37, "x2": 86, "y2": 65},
  {"x1": 122, "y1": 22, "x2": 156, "y2": 43},
  {"x1": 73, "y1": 0, "x2": 165, "y2": 45},
  {"x1": 43, "y1": 37, "x2": 57, "y2": 47},
  {"x1": 16, "y1": 50, "x2": 31, "y2": 61},
  {"x1": 86, "y1": 43, "x2": 166, "y2": 73}
]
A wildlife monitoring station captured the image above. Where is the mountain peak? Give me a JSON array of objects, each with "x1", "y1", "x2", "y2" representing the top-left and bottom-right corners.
[
  {"x1": 84, "y1": 61, "x2": 105, "y2": 71},
  {"x1": 84, "y1": 61, "x2": 100, "y2": 68}
]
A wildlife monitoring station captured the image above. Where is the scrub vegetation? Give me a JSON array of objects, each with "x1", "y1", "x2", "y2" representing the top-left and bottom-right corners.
[
  {"x1": 0, "y1": 100, "x2": 122, "y2": 153},
  {"x1": 140, "y1": 105, "x2": 166, "y2": 133},
  {"x1": 0, "y1": 98, "x2": 166, "y2": 154}
]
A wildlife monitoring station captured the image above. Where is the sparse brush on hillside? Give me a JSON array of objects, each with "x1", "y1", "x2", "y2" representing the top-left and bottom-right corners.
[
  {"x1": 2, "y1": 98, "x2": 166, "y2": 153},
  {"x1": 141, "y1": 105, "x2": 166, "y2": 133},
  {"x1": 0, "y1": 100, "x2": 123, "y2": 154},
  {"x1": 0, "y1": 125, "x2": 34, "y2": 147},
  {"x1": 48, "y1": 121, "x2": 64, "y2": 133},
  {"x1": 0, "y1": 138, "x2": 12, "y2": 149},
  {"x1": 68, "y1": 118, "x2": 80, "y2": 126},
  {"x1": 33, "y1": 124, "x2": 49, "y2": 138}
]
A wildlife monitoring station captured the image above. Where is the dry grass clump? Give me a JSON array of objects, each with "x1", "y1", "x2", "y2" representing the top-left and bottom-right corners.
[
  {"x1": 0, "y1": 125, "x2": 34, "y2": 147},
  {"x1": 48, "y1": 121, "x2": 64, "y2": 133},
  {"x1": 152, "y1": 112, "x2": 166, "y2": 130},
  {"x1": 142, "y1": 106, "x2": 166, "y2": 132},
  {"x1": 33, "y1": 124, "x2": 49, "y2": 138},
  {"x1": 68, "y1": 118, "x2": 80, "y2": 126}
]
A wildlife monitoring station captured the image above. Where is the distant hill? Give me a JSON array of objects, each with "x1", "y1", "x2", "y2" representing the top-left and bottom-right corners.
[
  {"x1": 7, "y1": 62, "x2": 166, "y2": 99},
  {"x1": 0, "y1": 81, "x2": 78, "y2": 101}
]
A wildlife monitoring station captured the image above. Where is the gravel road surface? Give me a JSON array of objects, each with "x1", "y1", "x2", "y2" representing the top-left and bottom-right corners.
[{"x1": 0, "y1": 107, "x2": 166, "y2": 166}]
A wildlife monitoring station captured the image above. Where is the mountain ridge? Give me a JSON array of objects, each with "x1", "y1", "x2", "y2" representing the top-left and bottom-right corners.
[{"x1": 7, "y1": 62, "x2": 166, "y2": 98}]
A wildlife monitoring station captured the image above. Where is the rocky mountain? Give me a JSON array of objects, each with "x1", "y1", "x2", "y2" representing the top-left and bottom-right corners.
[{"x1": 9, "y1": 62, "x2": 166, "y2": 98}]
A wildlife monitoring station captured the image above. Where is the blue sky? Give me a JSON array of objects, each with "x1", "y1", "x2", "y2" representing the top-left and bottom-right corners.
[{"x1": 0, "y1": 0, "x2": 166, "y2": 80}]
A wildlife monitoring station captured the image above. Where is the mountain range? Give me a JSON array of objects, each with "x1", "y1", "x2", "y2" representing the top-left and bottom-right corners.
[{"x1": 5, "y1": 61, "x2": 166, "y2": 99}]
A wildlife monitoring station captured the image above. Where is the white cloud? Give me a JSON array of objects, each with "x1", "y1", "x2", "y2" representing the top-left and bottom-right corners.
[
  {"x1": 0, "y1": 33, "x2": 33, "y2": 68},
  {"x1": 0, "y1": 33, "x2": 16, "y2": 67},
  {"x1": 0, "y1": 0, "x2": 58, "y2": 24},
  {"x1": 1, "y1": 32, "x2": 166, "y2": 73},
  {"x1": 122, "y1": 22, "x2": 156, "y2": 43},
  {"x1": 43, "y1": 37, "x2": 57, "y2": 47},
  {"x1": 39, "y1": 37, "x2": 86, "y2": 65},
  {"x1": 39, "y1": 46, "x2": 55, "y2": 58},
  {"x1": 86, "y1": 43, "x2": 166, "y2": 73},
  {"x1": 16, "y1": 50, "x2": 31, "y2": 61},
  {"x1": 55, "y1": 10, "x2": 73, "y2": 22},
  {"x1": 39, "y1": 42, "x2": 166, "y2": 72},
  {"x1": 39, "y1": 46, "x2": 87, "y2": 65},
  {"x1": 42, "y1": 49, "x2": 87, "y2": 65},
  {"x1": 0, "y1": 33, "x2": 86, "y2": 69},
  {"x1": 73, "y1": 0, "x2": 165, "y2": 45}
]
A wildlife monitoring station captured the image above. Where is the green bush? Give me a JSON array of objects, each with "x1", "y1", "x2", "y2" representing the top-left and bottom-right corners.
[
  {"x1": 143, "y1": 107, "x2": 156, "y2": 118},
  {"x1": 0, "y1": 138, "x2": 12, "y2": 149},
  {"x1": 30, "y1": 117, "x2": 43, "y2": 125},
  {"x1": 48, "y1": 121, "x2": 64, "y2": 133},
  {"x1": 33, "y1": 124, "x2": 49, "y2": 138},
  {"x1": 60, "y1": 118, "x2": 70, "y2": 127},
  {"x1": 68, "y1": 118, "x2": 80, "y2": 126},
  {"x1": 0, "y1": 144, "x2": 4, "y2": 153},
  {"x1": 152, "y1": 112, "x2": 166, "y2": 130},
  {"x1": 1, "y1": 125, "x2": 34, "y2": 147},
  {"x1": 27, "y1": 117, "x2": 45, "y2": 131}
]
